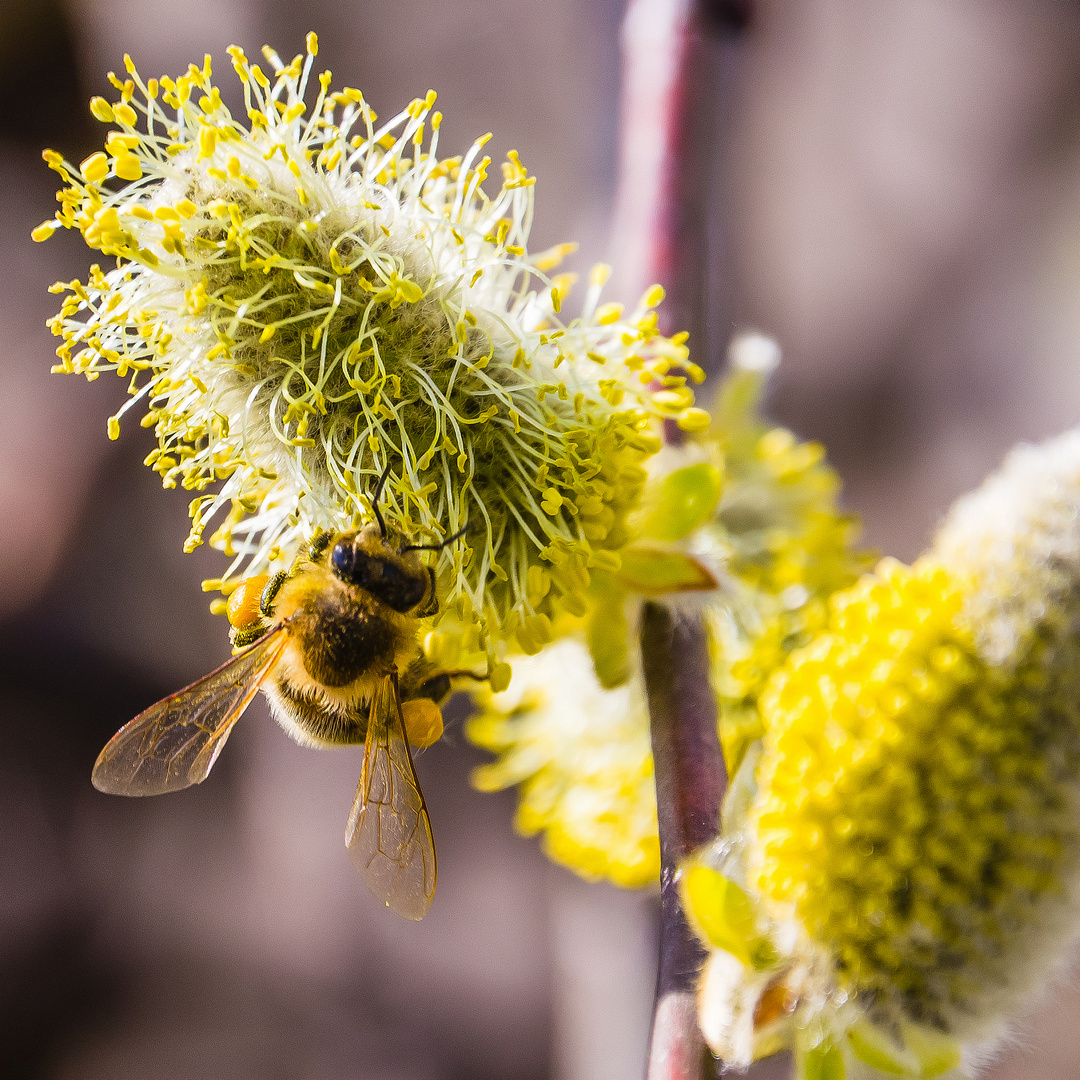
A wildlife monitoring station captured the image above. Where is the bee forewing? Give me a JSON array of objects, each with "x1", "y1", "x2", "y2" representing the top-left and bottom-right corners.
[
  {"x1": 92, "y1": 627, "x2": 289, "y2": 796},
  {"x1": 345, "y1": 674, "x2": 437, "y2": 920}
]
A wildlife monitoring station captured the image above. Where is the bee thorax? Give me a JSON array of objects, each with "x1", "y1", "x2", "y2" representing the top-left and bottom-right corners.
[{"x1": 290, "y1": 590, "x2": 401, "y2": 687}]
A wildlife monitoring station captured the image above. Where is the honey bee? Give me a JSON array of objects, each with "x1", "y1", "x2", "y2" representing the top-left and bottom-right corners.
[{"x1": 91, "y1": 477, "x2": 472, "y2": 920}]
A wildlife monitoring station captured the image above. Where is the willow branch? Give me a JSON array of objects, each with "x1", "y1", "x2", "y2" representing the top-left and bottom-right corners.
[
  {"x1": 611, "y1": 0, "x2": 750, "y2": 361},
  {"x1": 612, "y1": 2, "x2": 760, "y2": 1079},
  {"x1": 640, "y1": 603, "x2": 725, "y2": 1080}
]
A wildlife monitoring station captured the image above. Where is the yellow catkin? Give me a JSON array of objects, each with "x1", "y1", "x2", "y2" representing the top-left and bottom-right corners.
[
  {"x1": 751, "y1": 556, "x2": 1080, "y2": 1032},
  {"x1": 467, "y1": 637, "x2": 660, "y2": 888},
  {"x1": 39, "y1": 34, "x2": 700, "y2": 653},
  {"x1": 706, "y1": 351, "x2": 873, "y2": 777}
]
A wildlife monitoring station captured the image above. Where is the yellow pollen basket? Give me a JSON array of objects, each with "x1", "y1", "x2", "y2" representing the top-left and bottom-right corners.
[
  {"x1": 401, "y1": 698, "x2": 443, "y2": 748},
  {"x1": 227, "y1": 574, "x2": 270, "y2": 628}
]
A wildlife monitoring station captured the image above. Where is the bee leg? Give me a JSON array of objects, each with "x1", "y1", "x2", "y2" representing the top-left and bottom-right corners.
[
  {"x1": 415, "y1": 672, "x2": 451, "y2": 705},
  {"x1": 414, "y1": 566, "x2": 439, "y2": 619},
  {"x1": 407, "y1": 668, "x2": 489, "y2": 706},
  {"x1": 231, "y1": 622, "x2": 270, "y2": 648},
  {"x1": 308, "y1": 529, "x2": 334, "y2": 563},
  {"x1": 260, "y1": 570, "x2": 288, "y2": 618}
]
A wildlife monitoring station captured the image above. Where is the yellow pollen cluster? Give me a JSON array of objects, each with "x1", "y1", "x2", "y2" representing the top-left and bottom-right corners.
[{"x1": 750, "y1": 557, "x2": 1079, "y2": 1033}]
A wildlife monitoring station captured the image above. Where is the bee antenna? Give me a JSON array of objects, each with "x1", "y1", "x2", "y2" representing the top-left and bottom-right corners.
[
  {"x1": 371, "y1": 462, "x2": 393, "y2": 539},
  {"x1": 400, "y1": 523, "x2": 470, "y2": 554}
]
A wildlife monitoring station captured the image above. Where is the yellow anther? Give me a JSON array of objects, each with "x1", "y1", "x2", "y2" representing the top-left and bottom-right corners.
[
  {"x1": 106, "y1": 132, "x2": 139, "y2": 153},
  {"x1": 642, "y1": 284, "x2": 666, "y2": 308},
  {"x1": 676, "y1": 408, "x2": 711, "y2": 433},
  {"x1": 198, "y1": 127, "x2": 217, "y2": 159},
  {"x1": 531, "y1": 242, "x2": 577, "y2": 273},
  {"x1": 595, "y1": 302, "x2": 623, "y2": 325},
  {"x1": 541, "y1": 487, "x2": 564, "y2": 514},
  {"x1": 488, "y1": 662, "x2": 512, "y2": 694},
  {"x1": 548, "y1": 273, "x2": 576, "y2": 314},
  {"x1": 113, "y1": 154, "x2": 142, "y2": 181},
  {"x1": 89, "y1": 97, "x2": 114, "y2": 123},
  {"x1": 504, "y1": 148, "x2": 527, "y2": 181},
  {"x1": 80, "y1": 152, "x2": 109, "y2": 183}
]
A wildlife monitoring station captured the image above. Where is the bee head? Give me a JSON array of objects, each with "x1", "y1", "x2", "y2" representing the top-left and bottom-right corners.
[{"x1": 328, "y1": 528, "x2": 432, "y2": 614}]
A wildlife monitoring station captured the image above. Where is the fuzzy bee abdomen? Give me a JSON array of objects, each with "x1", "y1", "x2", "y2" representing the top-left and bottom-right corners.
[{"x1": 268, "y1": 678, "x2": 370, "y2": 747}]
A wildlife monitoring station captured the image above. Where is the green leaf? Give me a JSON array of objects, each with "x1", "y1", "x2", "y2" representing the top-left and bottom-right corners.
[
  {"x1": 681, "y1": 865, "x2": 777, "y2": 970},
  {"x1": 799, "y1": 1040, "x2": 845, "y2": 1080},
  {"x1": 719, "y1": 709, "x2": 765, "y2": 778},
  {"x1": 643, "y1": 462, "x2": 724, "y2": 541},
  {"x1": 615, "y1": 548, "x2": 717, "y2": 594},
  {"x1": 847, "y1": 1021, "x2": 918, "y2": 1076},
  {"x1": 585, "y1": 572, "x2": 630, "y2": 688},
  {"x1": 900, "y1": 1022, "x2": 962, "y2": 1078}
]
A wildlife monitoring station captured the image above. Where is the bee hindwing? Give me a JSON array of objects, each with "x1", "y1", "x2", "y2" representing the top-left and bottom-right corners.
[
  {"x1": 346, "y1": 673, "x2": 437, "y2": 920},
  {"x1": 92, "y1": 627, "x2": 290, "y2": 796}
]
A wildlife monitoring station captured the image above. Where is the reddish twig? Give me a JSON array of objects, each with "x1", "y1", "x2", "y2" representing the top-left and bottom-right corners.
[
  {"x1": 611, "y1": 3, "x2": 773, "y2": 1079},
  {"x1": 611, "y1": 0, "x2": 750, "y2": 358},
  {"x1": 610, "y1": 0, "x2": 699, "y2": 311},
  {"x1": 640, "y1": 603, "x2": 725, "y2": 1080}
]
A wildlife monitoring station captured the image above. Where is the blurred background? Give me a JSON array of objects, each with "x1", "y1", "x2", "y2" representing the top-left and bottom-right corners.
[{"x1": 4, "y1": 0, "x2": 1080, "y2": 1077}]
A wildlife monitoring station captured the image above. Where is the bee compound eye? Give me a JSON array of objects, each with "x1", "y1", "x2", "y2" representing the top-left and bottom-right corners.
[
  {"x1": 330, "y1": 538, "x2": 356, "y2": 580},
  {"x1": 331, "y1": 539, "x2": 429, "y2": 613},
  {"x1": 331, "y1": 539, "x2": 383, "y2": 591}
]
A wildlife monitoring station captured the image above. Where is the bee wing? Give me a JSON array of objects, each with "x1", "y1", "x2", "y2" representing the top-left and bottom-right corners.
[
  {"x1": 345, "y1": 674, "x2": 437, "y2": 920},
  {"x1": 92, "y1": 626, "x2": 290, "y2": 796}
]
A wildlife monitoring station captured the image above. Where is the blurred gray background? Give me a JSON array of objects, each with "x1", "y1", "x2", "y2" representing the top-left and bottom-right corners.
[{"x1": 4, "y1": 0, "x2": 1080, "y2": 1077}]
